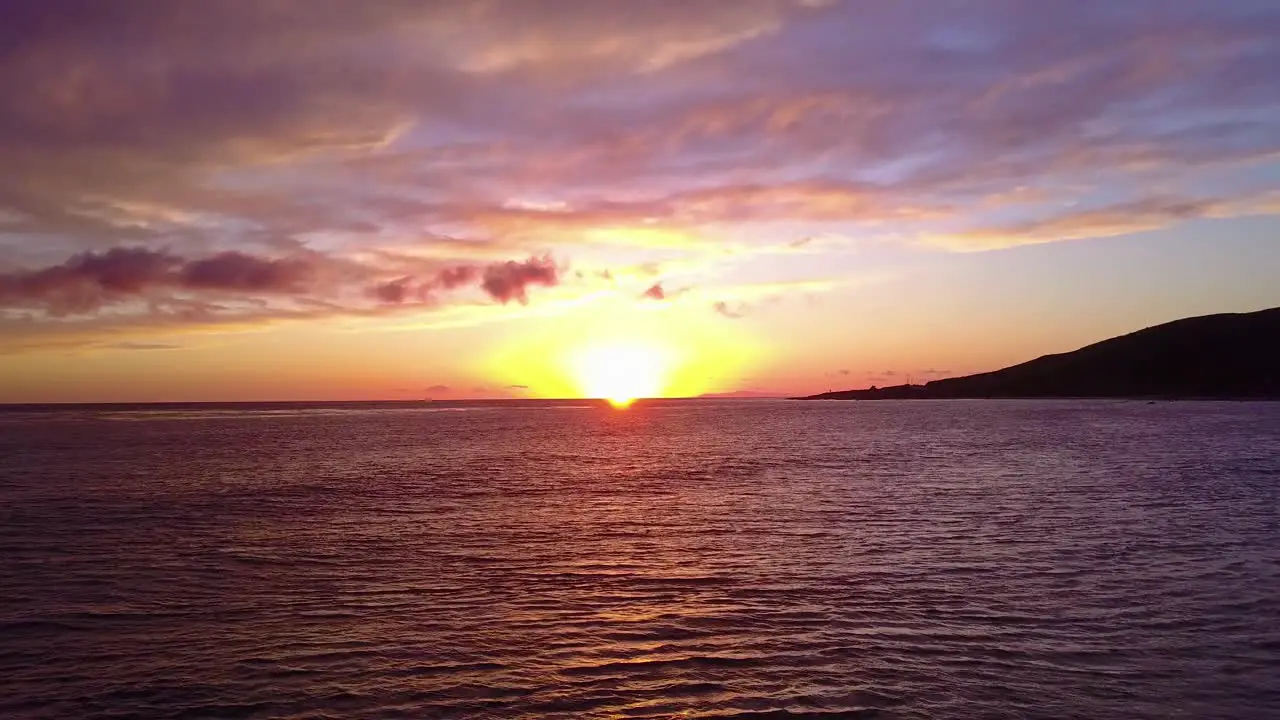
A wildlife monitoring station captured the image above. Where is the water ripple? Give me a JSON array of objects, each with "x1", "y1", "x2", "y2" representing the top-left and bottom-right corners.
[{"x1": 1, "y1": 400, "x2": 1279, "y2": 718}]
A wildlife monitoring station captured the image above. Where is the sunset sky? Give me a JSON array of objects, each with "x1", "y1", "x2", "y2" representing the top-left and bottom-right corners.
[{"x1": 1, "y1": 1, "x2": 1278, "y2": 402}]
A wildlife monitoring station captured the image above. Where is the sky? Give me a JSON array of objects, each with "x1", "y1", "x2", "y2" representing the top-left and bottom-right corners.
[{"x1": 1, "y1": 0, "x2": 1278, "y2": 403}]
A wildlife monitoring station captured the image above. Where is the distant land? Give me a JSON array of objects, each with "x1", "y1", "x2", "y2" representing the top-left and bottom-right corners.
[
  {"x1": 797, "y1": 307, "x2": 1280, "y2": 400},
  {"x1": 697, "y1": 390, "x2": 784, "y2": 399}
]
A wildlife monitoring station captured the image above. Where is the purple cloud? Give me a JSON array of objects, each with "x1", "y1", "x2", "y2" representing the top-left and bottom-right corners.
[
  {"x1": 180, "y1": 252, "x2": 316, "y2": 293},
  {"x1": 480, "y1": 255, "x2": 558, "y2": 305},
  {"x1": 0, "y1": 246, "x2": 562, "y2": 318},
  {"x1": 0, "y1": 248, "x2": 179, "y2": 315},
  {"x1": 369, "y1": 256, "x2": 557, "y2": 306},
  {"x1": 0, "y1": 247, "x2": 338, "y2": 315},
  {"x1": 1, "y1": 1, "x2": 1278, "y2": 350}
]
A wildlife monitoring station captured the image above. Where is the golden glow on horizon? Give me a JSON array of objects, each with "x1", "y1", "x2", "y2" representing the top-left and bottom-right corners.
[
  {"x1": 569, "y1": 340, "x2": 672, "y2": 407},
  {"x1": 480, "y1": 296, "x2": 766, "y2": 401}
]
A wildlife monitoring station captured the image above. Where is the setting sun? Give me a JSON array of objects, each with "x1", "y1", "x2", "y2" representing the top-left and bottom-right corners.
[
  {"x1": 569, "y1": 340, "x2": 672, "y2": 408},
  {"x1": 480, "y1": 297, "x2": 763, "y2": 403}
]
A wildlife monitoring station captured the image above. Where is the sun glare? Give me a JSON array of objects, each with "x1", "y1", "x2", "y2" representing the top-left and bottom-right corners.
[
  {"x1": 484, "y1": 299, "x2": 761, "y2": 403},
  {"x1": 570, "y1": 340, "x2": 672, "y2": 408}
]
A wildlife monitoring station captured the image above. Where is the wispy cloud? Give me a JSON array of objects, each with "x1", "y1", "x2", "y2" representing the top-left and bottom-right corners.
[
  {"x1": 927, "y1": 192, "x2": 1280, "y2": 251},
  {"x1": 101, "y1": 342, "x2": 183, "y2": 351},
  {"x1": 1, "y1": 0, "x2": 1278, "y2": 350},
  {"x1": 711, "y1": 278, "x2": 845, "y2": 302}
]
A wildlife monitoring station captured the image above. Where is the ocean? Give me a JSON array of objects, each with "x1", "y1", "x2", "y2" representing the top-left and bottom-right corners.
[{"x1": 1, "y1": 399, "x2": 1278, "y2": 719}]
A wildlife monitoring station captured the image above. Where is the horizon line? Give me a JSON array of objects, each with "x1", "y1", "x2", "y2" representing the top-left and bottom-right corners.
[{"x1": 0, "y1": 395, "x2": 790, "y2": 408}]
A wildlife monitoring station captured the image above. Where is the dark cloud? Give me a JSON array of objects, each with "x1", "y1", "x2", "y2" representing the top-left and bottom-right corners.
[
  {"x1": 181, "y1": 252, "x2": 317, "y2": 293},
  {"x1": 0, "y1": 247, "x2": 178, "y2": 315},
  {"x1": 0, "y1": 246, "x2": 560, "y2": 317},
  {"x1": 426, "y1": 384, "x2": 450, "y2": 392},
  {"x1": 0, "y1": 247, "x2": 335, "y2": 315},
  {"x1": 838, "y1": 369, "x2": 850, "y2": 376},
  {"x1": 480, "y1": 255, "x2": 558, "y2": 305},
  {"x1": 57, "y1": 247, "x2": 179, "y2": 293},
  {"x1": 368, "y1": 265, "x2": 483, "y2": 305},
  {"x1": 506, "y1": 384, "x2": 530, "y2": 390},
  {"x1": 369, "y1": 278, "x2": 416, "y2": 305},
  {"x1": 642, "y1": 283, "x2": 666, "y2": 300},
  {"x1": 369, "y1": 256, "x2": 557, "y2": 306},
  {"x1": 437, "y1": 266, "x2": 480, "y2": 290}
]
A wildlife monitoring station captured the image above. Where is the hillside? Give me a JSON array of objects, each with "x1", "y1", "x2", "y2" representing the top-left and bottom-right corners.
[{"x1": 797, "y1": 307, "x2": 1280, "y2": 400}]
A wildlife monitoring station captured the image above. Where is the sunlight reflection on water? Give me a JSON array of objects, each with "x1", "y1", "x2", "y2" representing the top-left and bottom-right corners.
[{"x1": 1, "y1": 400, "x2": 1278, "y2": 719}]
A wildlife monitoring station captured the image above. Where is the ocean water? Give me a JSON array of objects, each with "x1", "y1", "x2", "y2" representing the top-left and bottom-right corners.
[{"x1": 1, "y1": 399, "x2": 1278, "y2": 720}]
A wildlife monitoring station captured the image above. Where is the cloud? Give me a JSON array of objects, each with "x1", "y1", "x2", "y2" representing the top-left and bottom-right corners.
[
  {"x1": 181, "y1": 251, "x2": 318, "y2": 293},
  {"x1": 928, "y1": 193, "x2": 1279, "y2": 251},
  {"x1": 368, "y1": 265, "x2": 483, "y2": 304},
  {"x1": 446, "y1": 182, "x2": 940, "y2": 245},
  {"x1": 506, "y1": 384, "x2": 530, "y2": 390},
  {"x1": 0, "y1": 2, "x2": 828, "y2": 248},
  {"x1": 480, "y1": 255, "x2": 559, "y2": 305},
  {"x1": 102, "y1": 342, "x2": 182, "y2": 351},
  {"x1": 0, "y1": 247, "x2": 337, "y2": 315},
  {"x1": 2, "y1": 0, "x2": 1280, "y2": 353},
  {"x1": 713, "y1": 301, "x2": 746, "y2": 319},
  {"x1": 426, "y1": 384, "x2": 450, "y2": 392},
  {"x1": 0, "y1": 248, "x2": 177, "y2": 315},
  {"x1": 642, "y1": 283, "x2": 666, "y2": 300},
  {"x1": 448, "y1": 0, "x2": 821, "y2": 74},
  {"x1": 0, "y1": 246, "x2": 563, "y2": 318},
  {"x1": 365, "y1": 255, "x2": 561, "y2": 306}
]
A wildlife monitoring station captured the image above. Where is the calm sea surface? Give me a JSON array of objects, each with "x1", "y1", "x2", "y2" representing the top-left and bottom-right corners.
[{"x1": 1, "y1": 400, "x2": 1278, "y2": 719}]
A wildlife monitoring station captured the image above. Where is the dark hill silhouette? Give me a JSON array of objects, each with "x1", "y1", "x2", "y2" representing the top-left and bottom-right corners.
[{"x1": 797, "y1": 307, "x2": 1280, "y2": 400}]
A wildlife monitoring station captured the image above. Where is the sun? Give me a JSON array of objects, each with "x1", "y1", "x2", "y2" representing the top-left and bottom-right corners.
[{"x1": 569, "y1": 340, "x2": 672, "y2": 408}]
